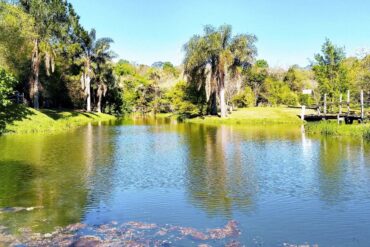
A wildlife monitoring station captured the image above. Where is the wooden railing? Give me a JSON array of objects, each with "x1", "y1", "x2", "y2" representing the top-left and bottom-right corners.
[{"x1": 300, "y1": 90, "x2": 368, "y2": 124}]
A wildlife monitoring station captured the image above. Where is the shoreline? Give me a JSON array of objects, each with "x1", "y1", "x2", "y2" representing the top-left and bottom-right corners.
[
  {"x1": 1, "y1": 105, "x2": 116, "y2": 135},
  {"x1": 3, "y1": 106, "x2": 370, "y2": 139}
]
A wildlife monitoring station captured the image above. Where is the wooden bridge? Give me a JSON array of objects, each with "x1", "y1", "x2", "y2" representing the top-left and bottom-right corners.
[{"x1": 298, "y1": 90, "x2": 369, "y2": 124}]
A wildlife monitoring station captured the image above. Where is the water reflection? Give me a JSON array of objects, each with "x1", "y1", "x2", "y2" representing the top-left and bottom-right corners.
[
  {"x1": 318, "y1": 137, "x2": 370, "y2": 204},
  {"x1": 0, "y1": 161, "x2": 36, "y2": 206},
  {"x1": 84, "y1": 123, "x2": 117, "y2": 211},
  {"x1": 0, "y1": 133, "x2": 91, "y2": 232},
  {"x1": 184, "y1": 124, "x2": 256, "y2": 216},
  {"x1": 1, "y1": 119, "x2": 370, "y2": 246}
]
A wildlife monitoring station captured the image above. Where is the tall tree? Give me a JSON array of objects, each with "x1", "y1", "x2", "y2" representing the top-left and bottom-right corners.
[
  {"x1": 19, "y1": 0, "x2": 69, "y2": 109},
  {"x1": 245, "y1": 59, "x2": 268, "y2": 106},
  {"x1": 183, "y1": 25, "x2": 257, "y2": 117},
  {"x1": 0, "y1": 2, "x2": 35, "y2": 78},
  {"x1": 312, "y1": 39, "x2": 347, "y2": 100},
  {"x1": 79, "y1": 29, "x2": 114, "y2": 112}
]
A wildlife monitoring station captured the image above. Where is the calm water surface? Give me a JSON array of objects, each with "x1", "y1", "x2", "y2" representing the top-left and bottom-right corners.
[{"x1": 1, "y1": 118, "x2": 370, "y2": 246}]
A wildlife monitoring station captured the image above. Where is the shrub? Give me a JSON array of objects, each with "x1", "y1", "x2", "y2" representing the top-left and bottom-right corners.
[
  {"x1": 0, "y1": 67, "x2": 17, "y2": 108},
  {"x1": 231, "y1": 86, "x2": 255, "y2": 107},
  {"x1": 264, "y1": 77, "x2": 299, "y2": 106},
  {"x1": 166, "y1": 80, "x2": 205, "y2": 118}
]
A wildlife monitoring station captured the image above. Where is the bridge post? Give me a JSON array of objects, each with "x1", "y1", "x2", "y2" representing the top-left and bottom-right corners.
[
  {"x1": 347, "y1": 90, "x2": 350, "y2": 114},
  {"x1": 301, "y1": 105, "x2": 306, "y2": 121},
  {"x1": 324, "y1": 94, "x2": 327, "y2": 116},
  {"x1": 361, "y1": 90, "x2": 364, "y2": 121}
]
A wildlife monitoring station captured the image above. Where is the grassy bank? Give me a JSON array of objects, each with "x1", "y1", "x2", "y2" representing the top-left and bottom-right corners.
[
  {"x1": 2, "y1": 105, "x2": 116, "y2": 135},
  {"x1": 305, "y1": 121, "x2": 370, "y2": 139},
  {"x1": 185, "y1": 107, "x2": 311, "y2": 125}
]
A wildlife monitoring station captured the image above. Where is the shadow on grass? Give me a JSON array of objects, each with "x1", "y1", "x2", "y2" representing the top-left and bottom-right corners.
[
  {"x1": 41, "y1": 109, "x2": 97, "y2": 120},
  {"x1": 0, "y1": 104, "x2": 34, "y2": 134},
  {"x1": 40, "y1": 109, "x2": 65, "y2": 120}
]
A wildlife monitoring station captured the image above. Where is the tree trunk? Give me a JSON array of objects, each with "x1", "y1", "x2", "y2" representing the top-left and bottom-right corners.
[
  {"x1": 219, "y1": 74, "x2": 227, "y2": 118},
  {"x1": 97, "y1": 94, "x2": 102, "y2": 113},
  {"x1": 30, "y1": 39, "x2": 41, "y2": 109},
  {"x1": 209, "y1": 91, "x2": 218, "y2": 115},
  {"x1": 154, "y1": 85, "x2": 158, "y2": 115},
  {"x1": 97, "y1": 84, "x2": 102, "y2": 113},
  {"x1": 86, "y1": 75, "x2": 91, "y2": 112},
  {"x1": 220, "y1": 86, "x2": 227, "y2": 118},
  {"x1": 253, "y1": 84, "x2": 259, "y2": 106}
]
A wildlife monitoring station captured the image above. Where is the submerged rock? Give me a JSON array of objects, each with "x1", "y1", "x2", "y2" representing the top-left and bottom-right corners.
[
  {"x1": 0, "y1": 220, "x2": 243, "y2": 246},
  {"x1": 207, "y1": 220, "x2": 240, "y2": 239},
  {"x1": 177, "y1": 226, "x2": 209, "y2": 240},
  {"x1": 65, "y1": 223, "x2": 87, "y2": 232},
  {"x1": 0, "y1": 206, "x2": 43, "y2": 214},
  {"x1": 71, "y1": 235, "x2": 103, "y2": 247},
  {"x1": 284, "y1": 244, "x2": 319, "y2": 247},
  {"x1": 225, "y1": 240, "x2": 242, "y2": 247},
  {"x1": 124, "y1": 221, "x2": 158, "y2": 229}
]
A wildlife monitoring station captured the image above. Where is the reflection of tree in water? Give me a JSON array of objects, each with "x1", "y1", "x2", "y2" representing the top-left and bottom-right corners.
[
  {"x1": 184, "y1": 124, "x2": 256, "y2": 216},
  {"x1": 0, "y1": 161, "x2": 36, "y2": 206},
  {"x1": 318, "y1": 137, "x2": 370, "y2": 204},
  {"x1": 318, "y1": 137, "x2": 345, "y2": 203},
  {"x1": 83, "y1": 123, "x2": 117, "y2": 210},
  {"x1": 0, "y1": 130, "x2": 98, "y2": 233}
]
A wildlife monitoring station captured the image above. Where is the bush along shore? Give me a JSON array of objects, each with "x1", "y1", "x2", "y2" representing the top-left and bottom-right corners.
[
  {"x1": 1, "y1": 105, "x2": 116, "y2": 135},
  {"x1": 305, "y1": 121, "x2": 370, "y2": 139}
]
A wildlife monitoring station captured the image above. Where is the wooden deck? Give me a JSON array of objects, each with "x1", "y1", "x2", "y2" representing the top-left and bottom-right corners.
[
  {"x1": 296, "y1": 90, "x2": 368, "y2": 124},
  {"x1": 301, "y1": 114, "x2": 363, "y2": 124}
]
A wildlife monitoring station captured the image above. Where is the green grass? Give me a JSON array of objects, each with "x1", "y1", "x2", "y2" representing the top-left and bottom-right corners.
[
  {"x1": 185, "y1": 107, "x2": 313, "y2": 125},
  {"x1": 305, "y1": 121, "x2": 370, "y2": 139},
  {"x1": 3, "y1": 105, "x2": 116, "y2": 135}
]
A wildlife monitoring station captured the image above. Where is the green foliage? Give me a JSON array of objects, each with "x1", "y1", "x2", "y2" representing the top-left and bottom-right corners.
[
  {"x1": 162, "y1": 62, "x2": 179, "y2": 77},
  {"x1": 263, "y1": 77, "x2": 298, "y2": 106},
  {"x1": 165, "y1": 81, "x2": 205, "y2": 118},
  {"x1": 184, "y1": 24, "x2": 257, "y2": 116},
  {"x1": 114, "y1": 60, "x2": 136, "y2": 76},
  {"x1": 313, "y1": 39, "x2": 348, "y2": 100},
  {"x1": 283, "y1": 65, "x2": 316, "y2": 106},
  {"x1": 0, "y1": 2, "x2": 35, "y2": 77},
  {"x1": 306, "y1": 121, "x2": 370, "y2": 139},
  {"x1": 231, "y1": 86, "x2": 255, "y2": 108},
  {"x1": 341, "y1": 55, "x2": 370, "y2": 94},
  {"x1": 255, "y1": 59, "x2": 268, "y2": 68},
  {"x1": 284, "y1": 65, "x2": 311, "y2": 92},
  {"x1": 0, "y1": 1, "x2": 122, "y2": 114},
  {"x1": 299, "y1": 94, "x2": 315, "y2": 106},
  {"x1": 115, "y1": 61, "x2": 160, "y2": 114},
  {"x1": 245, "y1": 59, "x2": 269, "y2": 106},
  {"x1": 0, "y1": 68, "x2": 17, "y2": 108}
]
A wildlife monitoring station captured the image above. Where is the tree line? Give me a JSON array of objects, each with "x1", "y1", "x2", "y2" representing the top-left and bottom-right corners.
[
  {"x1": 1, "y1": 0, "x2": 369, "y2": 119},
  {"x1": 0, "y1": 0, "x2": 120, "y2": 113}
]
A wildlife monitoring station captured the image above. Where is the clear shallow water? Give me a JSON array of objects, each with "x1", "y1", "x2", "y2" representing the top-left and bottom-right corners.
[{"x1": 1, "y1": 118, "x2": 370, "y2": 246}]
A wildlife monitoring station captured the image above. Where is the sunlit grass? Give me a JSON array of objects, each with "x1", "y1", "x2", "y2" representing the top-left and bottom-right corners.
[
  {"x1": 5, "y1": 106, "x2": 116, "y2": 134},
  {"x1": 305, "y1": 121, "x2": 370, "y2": 139},
  {"x1": 185, "y1": 107, "x2": 313, "y2": 125}
]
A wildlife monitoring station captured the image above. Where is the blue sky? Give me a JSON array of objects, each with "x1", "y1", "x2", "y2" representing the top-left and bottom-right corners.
[{"x1": 70, "y1": 0, "x2": 370, "y2": 68}]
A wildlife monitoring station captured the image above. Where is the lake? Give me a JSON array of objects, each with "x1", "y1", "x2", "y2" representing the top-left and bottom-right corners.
[{"x1": 1, "y1": 117, "x2": 370, "y2": 246}]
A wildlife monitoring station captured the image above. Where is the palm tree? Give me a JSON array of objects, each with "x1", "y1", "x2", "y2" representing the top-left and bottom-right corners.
[
  {"x1": 79, "y1": 29, "x2": 114, "y2": 112},
  {"x1": 20, "y1": 0, "x2": 68, "y2": 109},
  {"x1": 183, "y1": 25, "x2": 257, "y2": 117}
]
